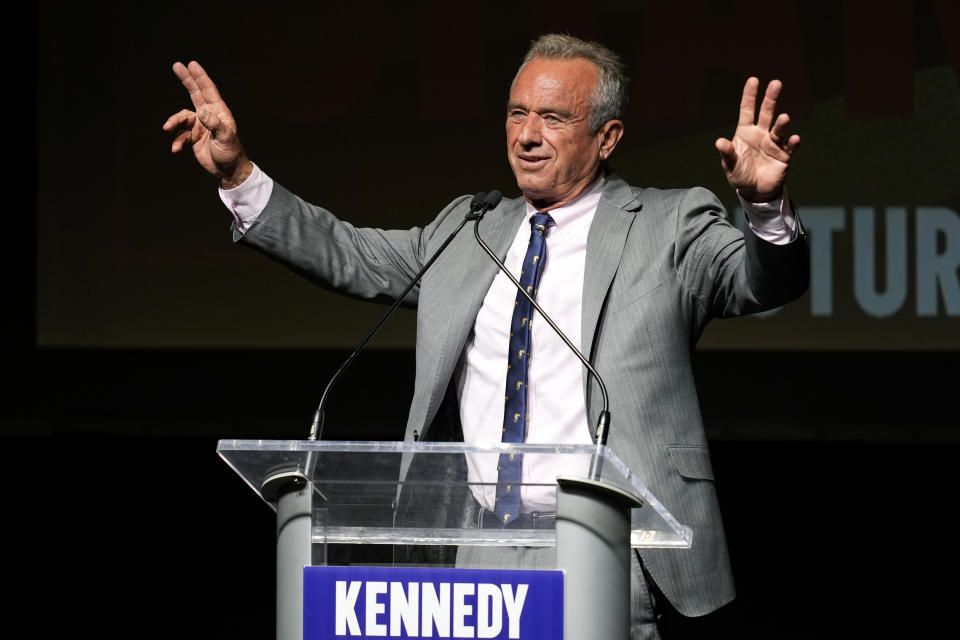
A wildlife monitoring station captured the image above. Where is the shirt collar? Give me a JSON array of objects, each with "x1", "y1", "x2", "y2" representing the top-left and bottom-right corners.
[{"x1": 524, "y1": 175, "x2": 605, "y2": 241}]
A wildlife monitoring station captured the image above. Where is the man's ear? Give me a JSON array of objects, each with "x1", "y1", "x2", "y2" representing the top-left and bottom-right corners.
[{"x1": 598, "y1": 120, "x2": 624, "y2": 161}]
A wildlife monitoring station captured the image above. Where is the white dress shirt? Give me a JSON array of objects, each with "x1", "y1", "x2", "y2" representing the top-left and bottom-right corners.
[
  {"x1": 455, "y1": 177, "x2": 603, "y2": 511},
  {"x1": 221, "y1": 165, "x2": 797, "y2": 512}
]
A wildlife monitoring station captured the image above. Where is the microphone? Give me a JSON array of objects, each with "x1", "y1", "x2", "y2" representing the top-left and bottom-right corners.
[
  {"x1": 470, "y1": 192, "x2": 489, "y2": 213},
  {"x1": 467, "y1": 191, "x2": 501, "y2": 220},
  {"x1": 469, "y1": 199, "x2": 612, "y2": 477},
  {"x1": 307, "y1": 191, "x2": 501, "y2": 441}
]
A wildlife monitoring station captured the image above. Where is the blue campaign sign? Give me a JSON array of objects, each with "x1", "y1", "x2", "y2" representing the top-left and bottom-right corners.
[{"x1": 303, "y1": 565, "x2": 563, "y2": 639}]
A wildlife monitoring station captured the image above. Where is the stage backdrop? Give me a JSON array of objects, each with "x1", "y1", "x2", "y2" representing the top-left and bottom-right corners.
[{"x1": 37, "y1": 0, "x2": 959, "y2": 350}]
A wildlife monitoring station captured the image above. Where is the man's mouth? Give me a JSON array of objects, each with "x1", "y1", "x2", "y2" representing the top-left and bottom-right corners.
[{"x1": 516, "y1": 154, "x2": 550, "y2": 169}]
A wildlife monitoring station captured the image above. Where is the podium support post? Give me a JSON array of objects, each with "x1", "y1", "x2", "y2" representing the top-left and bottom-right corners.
[
  {"x1": 264, "y1": 470, "x2": 312, "y2": 640},
  {"x1": 556, "y1": 476, "x2": 642, "y2": 640}
]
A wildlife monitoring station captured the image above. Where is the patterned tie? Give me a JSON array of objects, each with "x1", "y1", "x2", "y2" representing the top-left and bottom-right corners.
[{"x1": 494, "y1": 212, "x2": 553, "y2": 525}]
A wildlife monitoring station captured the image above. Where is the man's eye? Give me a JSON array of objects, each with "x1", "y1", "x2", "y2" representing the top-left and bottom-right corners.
[{"x1": 509, "y1": 111, "x2": 526, "y2": 121}]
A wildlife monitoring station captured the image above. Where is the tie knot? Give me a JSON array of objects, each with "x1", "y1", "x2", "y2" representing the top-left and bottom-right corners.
[{"x1": 530, "y1": 213, "x2": 553, "y2": 237}]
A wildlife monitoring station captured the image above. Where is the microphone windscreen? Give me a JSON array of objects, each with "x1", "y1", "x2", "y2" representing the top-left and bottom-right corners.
[
  {"x1": 470, "y1": 192, "x2": 487, "y2": 212},
  {"x1": 483, "y1": 190, "x2": 503, "y2": 210}
]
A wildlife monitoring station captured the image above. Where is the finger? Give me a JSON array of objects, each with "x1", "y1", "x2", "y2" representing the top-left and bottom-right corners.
[
  {"x1": 192, "y1": 115, "x2": 208, "y2": 144},
  {"x1": 187, "y1": 61, "x2": 228, "y2": 111},
  {"x1": 770, "y1": 112, "x2": 791, "y2": 145},
  {"x1": 738, "y1": 77, "x2": 760, "y2": 126},
  {"x1": 715, "y1": 137, "x2": 736, "y2": 172},
  {"x1": 173, "y1": 61, "x2": 206, "y2": 111},
  {"x1": 784, "y1": 134, "x2": 801, "y2": 155},
  {"x1": 171, "y1": 60, "x2": 188, "y2": 81},
  {"x1": 757, "y1": 79, "x2": 783, "y2": 130},
  {"x1": 162, "y1": 108, "x2": 196, "y2": 131},
  {"x1": 170, "y1": 129, "x2": 195, "y2": 153}
]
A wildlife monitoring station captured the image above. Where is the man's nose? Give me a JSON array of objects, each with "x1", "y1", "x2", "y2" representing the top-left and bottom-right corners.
[{"x1": 518, "y1": 114, "x2": 542, "y2": 147}]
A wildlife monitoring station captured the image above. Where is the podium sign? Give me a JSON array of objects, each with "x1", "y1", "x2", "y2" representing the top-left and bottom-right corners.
[{"x1": 304, "y1": 566, "x2": 563, "y2": 639}]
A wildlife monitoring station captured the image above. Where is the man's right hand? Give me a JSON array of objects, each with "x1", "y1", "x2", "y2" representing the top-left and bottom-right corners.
[{"x1": 163, "y1": 61, "x2": 253, "y2": 189}]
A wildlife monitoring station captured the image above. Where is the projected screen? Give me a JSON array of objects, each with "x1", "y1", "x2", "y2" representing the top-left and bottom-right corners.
[{"x1": 36, "y1": 2, "x2": 959, "y2": 350}]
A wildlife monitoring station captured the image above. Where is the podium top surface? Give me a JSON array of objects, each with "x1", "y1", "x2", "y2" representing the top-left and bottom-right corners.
[{"x1": 217, "y1": 440, "x2": 692, "y2": 549}]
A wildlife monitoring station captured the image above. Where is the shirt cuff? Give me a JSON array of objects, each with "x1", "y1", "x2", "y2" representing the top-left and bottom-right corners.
[
  {"x1": 737, "y1": 188, "x2": 798, "y2": 245},
  {"x1": 218, "y1": 163, "x2": 274, "y2": 234}
]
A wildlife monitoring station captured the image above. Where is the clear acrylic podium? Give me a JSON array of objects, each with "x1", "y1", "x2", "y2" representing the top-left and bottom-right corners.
[{"x1": 218, "y1": 440, "x2": 692, "y2": 639}]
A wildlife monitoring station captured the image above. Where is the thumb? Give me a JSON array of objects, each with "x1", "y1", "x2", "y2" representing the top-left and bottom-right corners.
[
  {"x1": 715, "y1": 137, "x2": 735, "y2": 172},
  {"x1": 197, "y1": 109, "x2": 228, "y2": 140}
]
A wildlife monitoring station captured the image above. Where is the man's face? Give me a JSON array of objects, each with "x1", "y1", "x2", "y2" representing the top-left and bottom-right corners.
[{"x1": 506, "y1": 57, "x2": 607, "y2": 209}]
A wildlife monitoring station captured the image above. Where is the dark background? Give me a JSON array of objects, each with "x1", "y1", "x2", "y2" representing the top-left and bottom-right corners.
[{"x1": 16, "y1": 1, "x2": 960, "y2": 638}]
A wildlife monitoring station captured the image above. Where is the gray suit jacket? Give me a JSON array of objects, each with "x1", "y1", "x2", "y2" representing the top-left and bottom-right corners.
[{"x1": 238, "y1": 170, "x2": 809, "y2": 617}]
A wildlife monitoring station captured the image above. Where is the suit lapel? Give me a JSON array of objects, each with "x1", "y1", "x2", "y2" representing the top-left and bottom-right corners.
[
  {"x1": 451, "y1": 196, "x2": 526, "y2": 352},
  {"x1": 422, "y1": 197, "x2": 526, "y2": 433},
  {"x1": 582, "y1": 173, "x2": 641, "y2": 364}
]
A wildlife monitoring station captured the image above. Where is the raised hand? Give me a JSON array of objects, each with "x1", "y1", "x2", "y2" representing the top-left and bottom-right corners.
[
  {"x1": 715, "y1": 77, "x2": 800, "y2": 202},
  {"x1": 162, "y1": 61, "x2": 252, "y2": 189}
]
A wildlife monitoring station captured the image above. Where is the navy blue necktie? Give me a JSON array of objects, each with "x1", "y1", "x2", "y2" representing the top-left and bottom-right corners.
[{"x1": 494, "y1": 212, "x2": 553, "y2": 525}]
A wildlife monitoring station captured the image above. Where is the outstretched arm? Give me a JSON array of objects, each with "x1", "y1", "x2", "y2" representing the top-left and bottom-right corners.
[
  {"x1": 715, "y1": 77, "x2": 800, "y2": 202},
  {"x1": 676, "y1": 78, "x2": 808, "y2": 318},
  {"x1": 162, "y1": 61, "x2": 253, "y2": 189}
]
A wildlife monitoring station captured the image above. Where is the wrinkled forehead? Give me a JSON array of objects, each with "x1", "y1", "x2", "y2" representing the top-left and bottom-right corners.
[{"x1": 508, "y1": 57, "x2": 598, "y2": 108}]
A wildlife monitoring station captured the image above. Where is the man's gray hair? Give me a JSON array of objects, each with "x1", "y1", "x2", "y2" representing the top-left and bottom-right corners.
[{"x1": 513, "y1": 33, "x2": 629, "y2": 133}]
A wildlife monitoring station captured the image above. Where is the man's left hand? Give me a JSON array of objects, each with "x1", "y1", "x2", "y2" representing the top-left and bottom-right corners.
[{"x1": 715, "y1": 77, "x2": 800, "y2": 202}]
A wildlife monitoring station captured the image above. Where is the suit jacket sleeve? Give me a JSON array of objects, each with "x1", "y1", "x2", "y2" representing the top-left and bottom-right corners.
[
  {"x1": 673, "y1": 186, "x2": 808, "y2": 322},
  {"x1": 234, "y1": 181, "x2": 473, "y2": 307}
]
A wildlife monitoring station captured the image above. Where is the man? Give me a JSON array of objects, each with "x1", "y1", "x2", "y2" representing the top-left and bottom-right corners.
[{"x1": 165, "y1": 34, "x2": 806, "y2": 638}]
